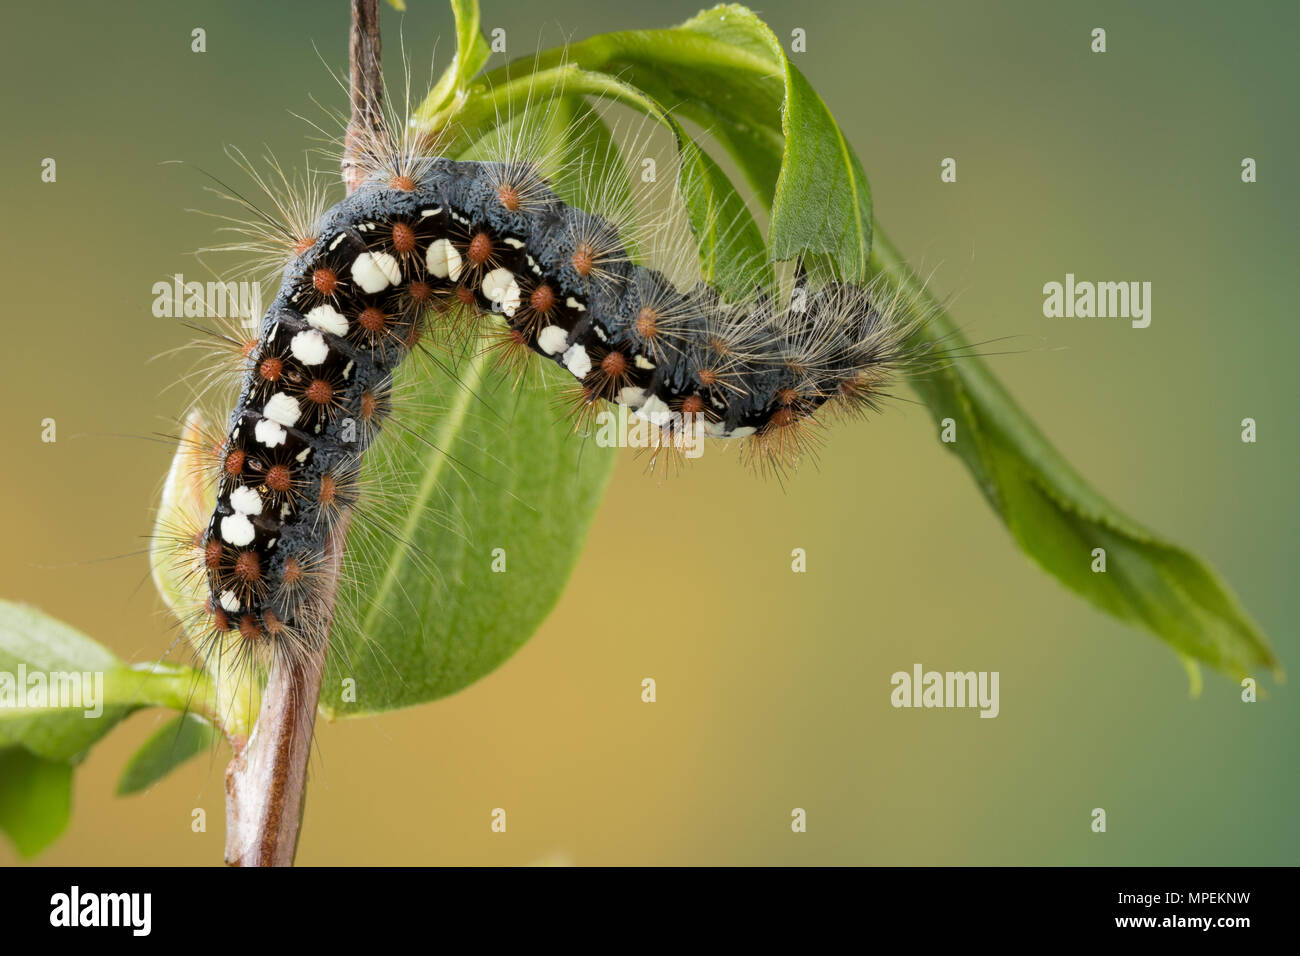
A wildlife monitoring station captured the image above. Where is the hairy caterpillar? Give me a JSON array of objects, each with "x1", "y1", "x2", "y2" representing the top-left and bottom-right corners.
[{"x1": 164, "y1": 88, "x2": 923, "y2": 668}]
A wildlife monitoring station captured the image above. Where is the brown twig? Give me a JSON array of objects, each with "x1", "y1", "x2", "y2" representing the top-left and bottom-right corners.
[
  {"x1": 343, "y1": 0, "x2": 384, "y2": 194},
  {"x1": 223, "y1": 0, "x2": 382, "y2": 867}
]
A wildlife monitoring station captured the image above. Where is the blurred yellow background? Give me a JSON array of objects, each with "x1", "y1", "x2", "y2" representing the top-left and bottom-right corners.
[{"x1": 1, "y1": 0, "x2": 1296, "y2": 865}]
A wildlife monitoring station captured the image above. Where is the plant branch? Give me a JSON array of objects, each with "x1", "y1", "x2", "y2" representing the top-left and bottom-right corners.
[
  {"x1": 222, "y1": 0, "x2": 382, "y2": 867},
  {"x1": 343, "y1": 0, "x2": 384, "y2": 193},
  {"x1": 223, "y1": 515, "x2": 350, "y2": 866}
]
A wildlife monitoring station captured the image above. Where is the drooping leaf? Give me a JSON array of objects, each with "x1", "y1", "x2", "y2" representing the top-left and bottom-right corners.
[
  {"x1": 117, "y1": 714, "x2": 220, "y2": 796},
  {"x1": 871, "y1": 232, "x2": 1278, "y2": 679},
  {"x1": 0, "y1": 747, "x2": 72, "y2": 858}
]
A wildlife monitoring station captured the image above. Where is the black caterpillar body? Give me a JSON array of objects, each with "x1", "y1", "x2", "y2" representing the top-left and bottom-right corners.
[{"x1": 204, "y1": 157, "x2": 894, "y2": 640}]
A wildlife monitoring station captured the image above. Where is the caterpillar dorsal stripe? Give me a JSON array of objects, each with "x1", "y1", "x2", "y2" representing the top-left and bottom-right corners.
[{"x1": 199, "y1": 143, "x2": 915, "y2": 649}]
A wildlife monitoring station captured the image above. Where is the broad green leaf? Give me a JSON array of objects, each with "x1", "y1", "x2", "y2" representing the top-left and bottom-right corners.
[
  {"x1": 321, "y1": 80, "x2": 657, "y2": 716},
  {"x1": 323, "y1": 357, "x2": 616, "y2": 716},
  {"x1": 870, "y1": 231, "x2": 1278, "y2": 678},
  {"x1": 117, "y1": 714, "x2": 220, "y2": 796},
  {"x1": 0, "y1": 747, "x2": 72, "y2": 858}
]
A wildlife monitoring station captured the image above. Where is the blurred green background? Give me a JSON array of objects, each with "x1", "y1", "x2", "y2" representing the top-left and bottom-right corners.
[{"x1": 1, "y1": 0, "x2": 1296, "y2": 865}]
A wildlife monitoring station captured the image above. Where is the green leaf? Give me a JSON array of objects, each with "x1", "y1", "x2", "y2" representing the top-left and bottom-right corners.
[
  {"x1": 148, "y1": 414, "x2": 260, "y2": 740},
  {"x1": 666, "y1": 6, "x2": 872, "y2": 278},
  {"x1": 323, "y1": 358, "x2": 616, "y2": 717},
  {"x1": 424, "y1": 0, "x2": 491, "y2": 116},
  {"x1": 0, "y1": 601, "x2": 221, "y2": 856},
  {"x1": 0, "y1": 747, "x2": 72, "y2": 858},
  {"x1": 421, "y1": 64, "x2": 773, "y2": 298},
  {"x1": 767, "y1": 63, "x2": 872, "y2": 280},
  {"x1": 0, "y1": 601, "x2": 134, "y2": 762},
  {"x1": 117, "y1": 714, "x2": 220, "y2": 796},
  {"x1": 480, "y1": 4, "x2": 871, "y2": 279},
  {"x1": 0, "y1": 600, "x2": 216, "y2": 761},
  {"x1": 870, "y1": 231, "x2": 1278, "y2": 679}
]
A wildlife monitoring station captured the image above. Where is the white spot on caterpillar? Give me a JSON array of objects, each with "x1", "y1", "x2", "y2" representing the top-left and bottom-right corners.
[
  {"x1": 254, "y1": 419, "x2": 288, "y2": 447},
  {"x1": 420, "y1": 207, "x2": 442, "y2": 217},
  {"x1": 703, "y1": 419, "x2": 728, "y2": 438},
  {"x1": 263, "y1": 393, "x2": 301, "y2": 427},
  {"x1": 426, "y1": 238, "x2": 463, "y2": 280},
  {"x1": 565, "y1": 296, "x2": 587, "y2": 312},
  {"x1": 728, "y1": 425, "x2": 757, "y2": 439},
  {"x1": 634, "y1": 354, "x2": 656, "y2": 370},
  {"x1": 329, "y1": 233, "x2": 346, "y2": 251},
  {"x1": 537, "y1": 325, "x2": 568, "y2": 355},
  {"x1": 229, "y1": 485, "x2": 262, "y2": 516},
  {"x1": 290, "y1": 329, "x2": 329, "y2": 365},
  {"x1": 482, "y1": 268, "x2": 515, "y2": 301},
  {"x1": 280, "y1": 503, "x2": 291, "y2": 518},
  {"x1": 501, "y1": 283, "x2": 521, "y2": 316},
  {"x1": 294, "y1": 447, "x2": 312, "y2": 463},
  {"x1": 265, "y1": 538, "x2": 276, "y2": 549},
  {"x1": 342, "y1": 360, "x2": 354, "y2": 380},
  {"x1": 636, "y1": 395, "x2": 672, "y2": 425},
  {"x1": 593, "y1": 325, "x2": 609, "y2": 342},
  {"x1": 219, "y1": 589, "x2": 240, "y2": 612},
  {"x1": 504, "y1": 237, "x2": 525, "y2": 249},
  {"x1": 306, "y1": 304, "x2": 348, "y2": 336},
  {"x1": 618, "y1": 386, "x2": 646, "y2": 408},
  {"x1": 219, "y1": 514, "x2": 255, "y2": 547},
  {"x1": 481, "y1": 268, "x2": 522, "y2": 316},
  {"x1": 351, "y1": 251, "x2": 401, "y2": 293},
  {"x1": 562, "y1": 344, "x2": 592, "y2": 378}
]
